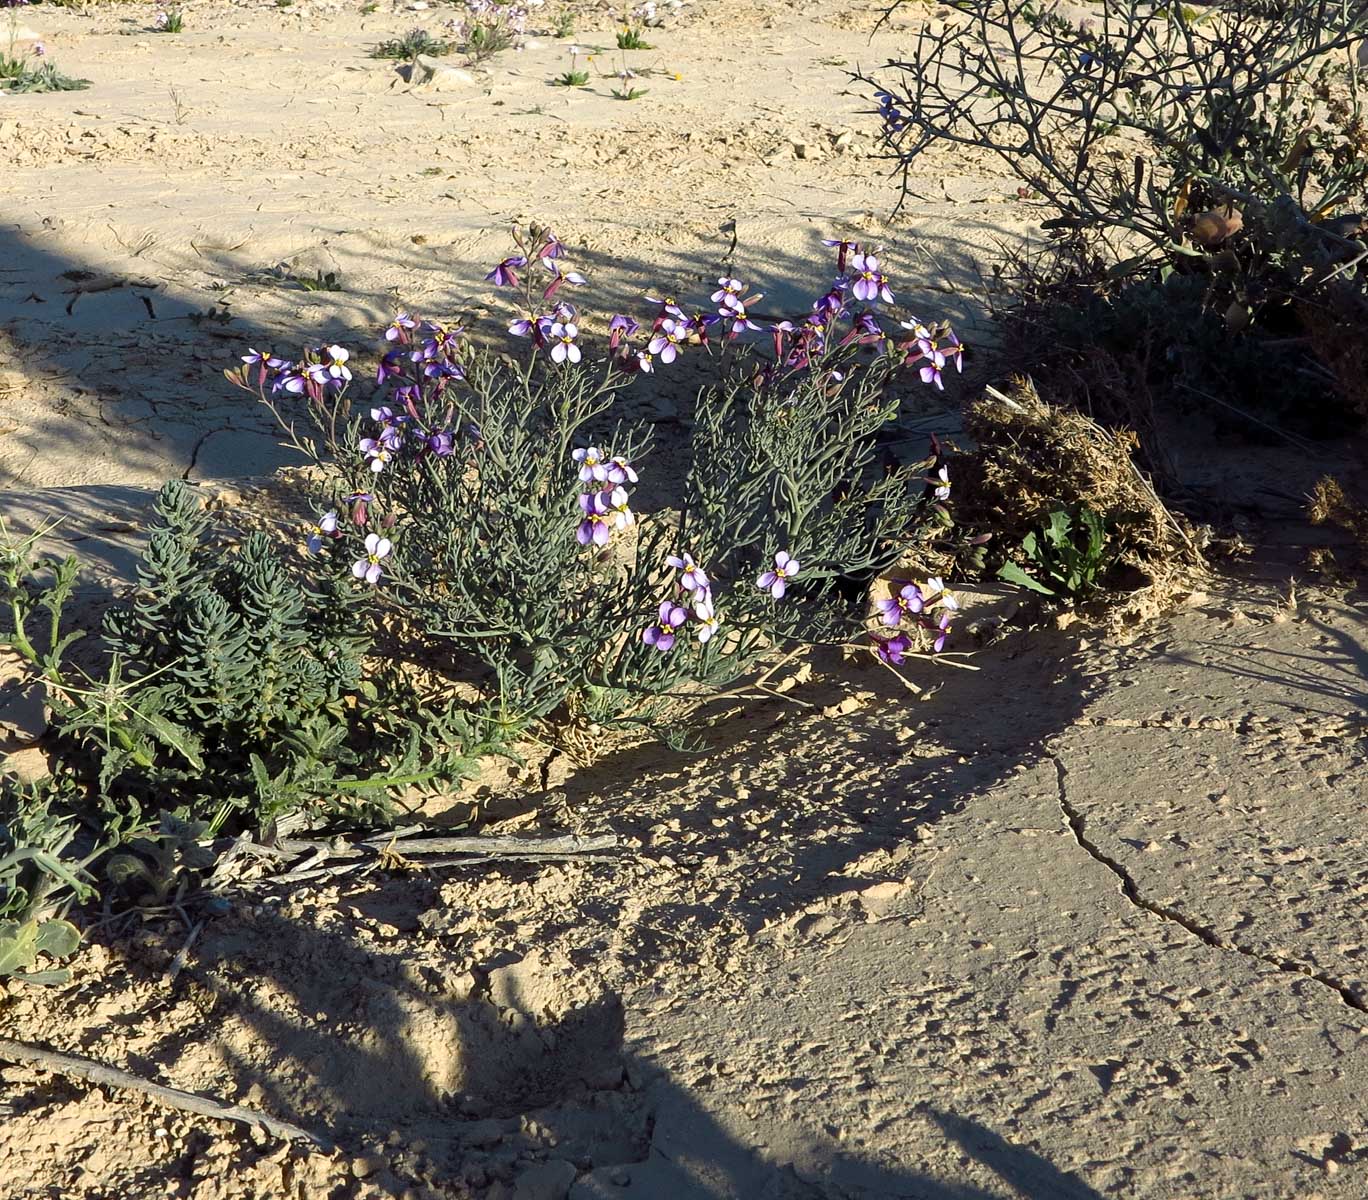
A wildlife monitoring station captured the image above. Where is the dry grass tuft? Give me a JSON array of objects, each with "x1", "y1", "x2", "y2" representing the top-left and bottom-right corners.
[{"x1": 953, "y1": 378, "x2": 1205, "y2": 621}]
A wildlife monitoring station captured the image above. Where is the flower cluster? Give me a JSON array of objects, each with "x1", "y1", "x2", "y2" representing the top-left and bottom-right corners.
[
  {"x1": 485, "y1": 228, "x2": 966, "y2": 394},
  {"x1": 241, "y1": 344, "x2": 353, "y2": 399},
  {"x1": 872, "y1": 575, "x2": 959, "y2": 663},
  {"x1": 643, "y1": 552, "x2": 719, "y2": 650},
  {"x1": 876, "y1": 90, "x2": 908, "y2": 133},
  {"x1": 896, "y1": 320, "x2": 964, "y2": 391},
  {"x1": 573, "y1": 446, "x2": 638, "y2": 547},
  {"x1": 446, "y1": 0, "x2": 538, "y2": 56}
]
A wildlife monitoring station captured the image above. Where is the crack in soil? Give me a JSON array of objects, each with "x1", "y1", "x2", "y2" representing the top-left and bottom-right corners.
[{"x1": 1050, "y1": 755, "x2": 1367, "y2": 1015}]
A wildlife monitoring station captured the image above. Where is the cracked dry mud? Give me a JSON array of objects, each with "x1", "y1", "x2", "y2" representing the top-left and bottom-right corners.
[
  {"x1": 3, "y1": 0, "x2": 1368, "y2": 1197},
  {"x1": 2, "y1": 582, "x2": 1365, "y2": 1199}
]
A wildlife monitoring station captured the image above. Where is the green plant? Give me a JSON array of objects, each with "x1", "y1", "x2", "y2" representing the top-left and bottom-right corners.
[
  {"x1": 105, "y1": 813, "x2": 213, "y2": 908},
  {"x1": 0, "y1": 786, "x2": 95, "y2": 984},
  {"x1": 553, "y1": 68, "x2": 589, "y2": 87},
  {"x1": 231, "y1": 230, "x2": 965, "y2": 752},
  {"x1": 153, "y1": 9, "x2": 183, "y2": 32},
  {"x1": 612, "y1": 83, "x2": 647, "y2": 101},
  {"x1": 616, "y1": 28, "x2": 651, "y2": 50},
  {"x1": 293, "y1": 269, "x2": 344, "y2": 293},
  {"x1": 371, "y1": 26, "x2": 455, "y2": 60},
  {"x1": 998, "y1": 507, "x2": 1113, "y2": 598},
  {"x1": 3, "y1": 486, "x2": 484, "y2": 837},
  {"x1": 553, "y1": 11, "x2": 574, "y2": 37},
  {"x1": 0, "y1": 53, "x2": 90, "y2": 94}
]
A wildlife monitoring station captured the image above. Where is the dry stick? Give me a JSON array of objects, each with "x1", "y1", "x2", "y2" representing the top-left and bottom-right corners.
[
  {"x1": 284, "y1": 832, "x2": 620, "y2": 858},
  {"x1": 0, "y1": 1037, "x2": 333, "y2": 1150}
]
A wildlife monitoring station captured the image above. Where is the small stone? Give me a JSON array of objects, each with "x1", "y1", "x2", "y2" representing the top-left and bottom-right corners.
[
  {"x1": 418, "y1": 59, "x2": 477, "y2": 90},
  {"x1": 512, "y1": 1159, "x2": 576, "y2": 1200},
  {"x1": 351, "y1": 1154, "x2": 385, "y2": 1178}
]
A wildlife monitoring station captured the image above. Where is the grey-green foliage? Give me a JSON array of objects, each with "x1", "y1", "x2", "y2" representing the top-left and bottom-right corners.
[
  {"x1": 998, "y1": 507, "x2": 1113, "y2": 597},
  {"x1": 684, "y1": 348, "x2": 925, "y2": 585},
  {"x1": 297, "y1": 341, "x2": 940, "y2": 749},
  {"x1": 102, "y1": 483, "x2": 362, "y2": 737}
]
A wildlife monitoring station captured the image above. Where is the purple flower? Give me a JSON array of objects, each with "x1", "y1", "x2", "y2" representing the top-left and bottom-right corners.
[
  {"x1": 344, "y1": 491, "x2": 372, "y2": 525},
  {"x1": 930, "y1": 465, "x2": 951, "y2": 500},
  {"x1": 666, "y1": 551, "x2": 709, "y2": 594},
  {"x1": 573, "y1": 446, "x2": 608, "y2": 483},
  {"x1": 550, "y1": 321, "x2": 581, "y2": 365},
  {"x1": 608, "y1": 313, "x2": 640, "y2": 348},
  {"x1": 932, "y1": 611, "x2": 952, "y2": 653},
  {"x1": 711, "y1": 277, "x2": 744, "y2": 305},
  {"x1": 918, "y1": 346, "x2": 947, "y2": 390},
  {"x1": 306, "y1": 510, "x2": 339, "y2": 554},
  {"x1": 376, "y1": 350, "x2": 407, "y2": 384},
  {"x1": 486, "y1": 255, "x2": 528, "y2": 287},
  {"x1": 32, "y1": 41, "x2": 45, "y2": 56},
  {"x1": 923, "y1": 577, "x2": 959, "y2": 611},
  {"x1": 605, "y1": 486, "x2": 635, "y2": 531},
  {"x1": 850, "y1": 252, "x2": 894, "y2": 305},
  {"x1": 385, "y1": 312, "x2": 418, "y2": 342},
  {"x1": 681, "y1": 311, "x2": 719, "y2": 345},
  {"x1": 647, "y1": 318, "x2": 686, "y2": 363},
  {"x1": 843, "y1": 311, "x2": 883, "y2": 346},
  {"x1": 722, "y1": 302, "x2": 760, "y2": 339},
  {"x1": 541, "y1": 258, "x2": 587, "y2": 299},
  {"x1": 594, "y1": 457, "x2": 630, "y2": 487},
  {"x1": 756, "y1": 550, "x2": 800, "y2": 599},
  {"x1": 352, "y1": 532, "x2": 391, "y2": 584},
  {"x1": 812, "y1": 285, "x2": 849, "y2": 320},
  {"x1": 874, "y1": 631, "x2": 913, "y2": 665},
  {"x1": 426, "y1": 429, "x2": 455, "y2": 456},
  {"x1": 642, "y1": 600, "x2": 688, "y2": 651},
  {"x1": 577, "y1": 491, "x2": 612, "y2": 546},
  {"x1": 693, "y1": 595, "x2": 721, "y2": 643},
  {"x1": 822, "y1": 237, "x2": 860, "y2": 274},
  {"x1": 359, "y1": 436, "x2": 394, "y2": 473},
  {"x1": 876, "y1": 582, "x2": 924, "y2": 627},
  {"x1": 943, "y1": 328, "x2": 965, "y2": 374},
  {"x1": 509, "y1": 315, "x2": 553, "y2": 346},
  {"x1": 241, "y1": 348, "x2": 273, "y2": 366},
  {"x1": 324, "y1": 344, "x2": 351, "y2": 383}
]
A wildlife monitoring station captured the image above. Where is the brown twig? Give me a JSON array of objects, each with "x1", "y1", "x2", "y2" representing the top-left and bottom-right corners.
[{"x1": 0, "y1": 1037, "x2": 333, "y2": 1150}]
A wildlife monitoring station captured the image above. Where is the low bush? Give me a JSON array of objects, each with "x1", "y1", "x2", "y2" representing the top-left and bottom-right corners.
[
  {"x1": 229, "y1": 230, "x2": 969, "y2": 755},
  {"x1": 0, "y1": 232, "x2": 968, "y2": 937}
]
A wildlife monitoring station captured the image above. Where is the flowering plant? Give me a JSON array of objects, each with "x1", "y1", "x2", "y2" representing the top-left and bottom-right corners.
[{"x1": 230, "y1": 230, "x2": 966, "y2": 753}]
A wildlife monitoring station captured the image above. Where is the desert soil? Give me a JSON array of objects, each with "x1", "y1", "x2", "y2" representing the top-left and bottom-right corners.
[{"x1": 2, "y1": 2, "x2": 1368, "y2": 1199}]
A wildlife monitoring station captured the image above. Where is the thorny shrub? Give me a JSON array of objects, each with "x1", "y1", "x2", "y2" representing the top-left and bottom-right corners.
[
  {"x1": 228, "y1": 230, "x2": 969, "y2": 756},
  {"x1": 862, "y1": 0, "x2": 1368, "y2": 437}
]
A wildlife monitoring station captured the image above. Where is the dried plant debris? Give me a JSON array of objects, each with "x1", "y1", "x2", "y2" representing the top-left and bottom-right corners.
[{"x1": 955, "y1": 379, "x2": 1204, "y2": 617}]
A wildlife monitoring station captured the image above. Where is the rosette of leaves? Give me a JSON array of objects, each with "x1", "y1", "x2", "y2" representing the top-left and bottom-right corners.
[{"x1": 997, "y1": 507, "x2": 1114, "y2": 599}]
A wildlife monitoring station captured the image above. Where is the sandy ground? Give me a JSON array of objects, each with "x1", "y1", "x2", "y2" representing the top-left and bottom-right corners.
[{"x1": 2, "y1": 2, "x2": 1368, "y2": 1199}]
